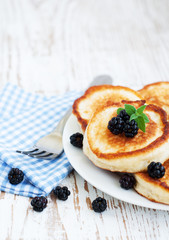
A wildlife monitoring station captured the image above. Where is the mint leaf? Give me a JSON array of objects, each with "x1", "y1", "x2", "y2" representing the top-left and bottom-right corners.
[
  {"x1": 136, "y1": 105, "x2": 147, "y2": 114},
  {"x1": 119, "y1": 104, "x2": 149, "y2": 133},
  {"x1": 129, "y1": 114, "x2": 138, "y2": 122},
  {"x1": 124, "y1": 104, "x2": 136, "y2": 116},
  {"x1": 140, "y1": 113, "x2": 149, "y2": 123},
  {"x1": 117, "y1": 107, "x2": 124, "y2": 115},
  {"x1": 135, "y1": 116, "x2": 146, "y2": 132}
]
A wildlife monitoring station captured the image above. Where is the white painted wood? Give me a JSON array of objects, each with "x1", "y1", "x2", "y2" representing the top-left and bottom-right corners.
[{"x1": 0, "y1": 0, "x2": 169, "y2": 239}]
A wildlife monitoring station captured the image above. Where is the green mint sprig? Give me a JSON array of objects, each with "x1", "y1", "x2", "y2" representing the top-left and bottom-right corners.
[{"x1": 117, "y1": 104, "x2": 149, "y2": 133}]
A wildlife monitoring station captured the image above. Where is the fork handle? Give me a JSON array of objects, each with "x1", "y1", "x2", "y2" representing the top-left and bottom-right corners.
[
  {"x1": 52, "y1": 108, "x2": 72, "y2": 135},
  {"x1": 52, "y1": 75, "x2": 113, "y2": 135}
]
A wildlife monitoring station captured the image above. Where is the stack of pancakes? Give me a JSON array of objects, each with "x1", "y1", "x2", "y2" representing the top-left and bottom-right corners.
[{"x1": 72, "y1": 82, "x2": 169, "y2": 205}]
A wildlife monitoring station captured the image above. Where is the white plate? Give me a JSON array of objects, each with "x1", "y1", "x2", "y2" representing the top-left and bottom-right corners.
[{"x1": 63, "y1": 114, "x2": 169, "y2": 211}]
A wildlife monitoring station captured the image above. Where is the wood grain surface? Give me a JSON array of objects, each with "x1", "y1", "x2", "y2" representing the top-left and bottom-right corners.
[{"x1": 0, "y1": 0, "x2": 169, "y2": 239}]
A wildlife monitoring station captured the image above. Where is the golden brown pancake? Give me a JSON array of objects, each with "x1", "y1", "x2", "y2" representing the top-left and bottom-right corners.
[
  {"x1": 83, "y1": 101, "x2": 169, "y2": 173},
  {"x1": 139, "y1": 82, "x2": 169, "y2": 118},
  {"x1": 136, "y1": 81, "x2": 169, "y2": 204},
  {"x1": 134, "y1": 160, "x2": 169, "y2": 205},
  {"x1": 73, "y1": 85, "x2": 143, "y2": 131}
]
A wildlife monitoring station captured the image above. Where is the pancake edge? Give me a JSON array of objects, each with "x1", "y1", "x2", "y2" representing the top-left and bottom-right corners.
[
  {"x1": 73, "y1": 85, "x2": 143, "y2": 132},
  {"x1": 134, "y1": 173, "x2": 169, "y2": 205},
  {"x1": 138, "y1": 81, "x2": 169, "y2": 93}
]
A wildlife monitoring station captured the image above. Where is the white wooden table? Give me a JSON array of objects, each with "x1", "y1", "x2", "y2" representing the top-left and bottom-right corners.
[{"x1": 1, "y1": 0, "x2": 169, "y2": 239}]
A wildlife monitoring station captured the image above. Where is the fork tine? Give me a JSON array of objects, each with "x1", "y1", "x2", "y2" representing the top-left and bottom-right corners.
[
  {"x1": 16, "y1": 149, "x2": 39, "y2": 154},
  {"x1": 28, "y1": 153, "x2": 57, "y2": 160},
  {"x1": 45, "y1": 150, "x2": 64, "y2": 159},
  {"x1": 28, "y1": 151, "x2": 46, "y2": 157},
  {"x1": 28, "y1": 152, "x2": 52, "y2": 158},
  {"x1": 32, "y1": 151, "x2": 63, "y2": 160},
  {"x1": 16, "y1": 148, "x2": 63, "y2": 160},
  {"x1": 38, "y1": 154, "x2": 58, "y2": 160},
  {"x1": 38, "y1": 153, "x2": 54, "y2": 158}
]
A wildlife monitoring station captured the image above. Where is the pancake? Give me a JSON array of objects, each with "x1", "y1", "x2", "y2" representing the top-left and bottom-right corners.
[
  {"x1": 134, "y1": 160, "x2": 169, "y2": 205},
  {"x1": 83, "y1": 101, "x2": 169, "y2": 173},
  {"x1": 136, "y1": 82, "x2": 169, "y2": 204},
  {"x1": 73, "y1": 85, "x2": 143, "y2": 132},
  {"x1": 139, "y1": 82, "x2": 169, "y2": 118}
]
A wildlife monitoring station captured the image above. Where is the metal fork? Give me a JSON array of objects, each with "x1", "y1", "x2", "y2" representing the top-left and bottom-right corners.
[{"x1": 16, "y1": 75, "x2": 113, "y2": 160}]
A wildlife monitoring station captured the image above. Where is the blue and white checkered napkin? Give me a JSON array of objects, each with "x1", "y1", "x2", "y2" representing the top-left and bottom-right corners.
[{"x1": 0, "y1": 83, "x2": 80, "y2": 197}]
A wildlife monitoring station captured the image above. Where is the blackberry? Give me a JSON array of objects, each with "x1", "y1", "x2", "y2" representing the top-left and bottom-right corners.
[
  {"x1": 8, "y1": 168, "x2": 24, "y2": 185},
  {"x1": 92, "y1": 197, "x2": 107, "y2": 213},
  {"x1": 31, "y1": 196, "x2": 48, "y2": 212},
  {"x1": 70, "y1": 132, "x2": 83, "y2": 148},
  {"x1": 108, "y1": 117, "x2": 124, "y2": 135},
  {"x1": 53, "y1": 186, "x2": 71, "y2": 201},
  {"x1": 119, "y1": 174, "x2": 136, "y2": 190},
  {"x1": 148, "y1": 162, "x2": 165, "y2": 179},
  {"x1": 117, "y1": 110, "x2": 130, "y2": 122},
  {"x1": 123, "y1": 119, "x2": 138, "y2": 138}
]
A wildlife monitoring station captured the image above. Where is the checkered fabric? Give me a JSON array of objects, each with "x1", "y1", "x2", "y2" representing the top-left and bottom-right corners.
[{"x1": 0, "y1": 83, "x2": 81, "y2": 197}]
